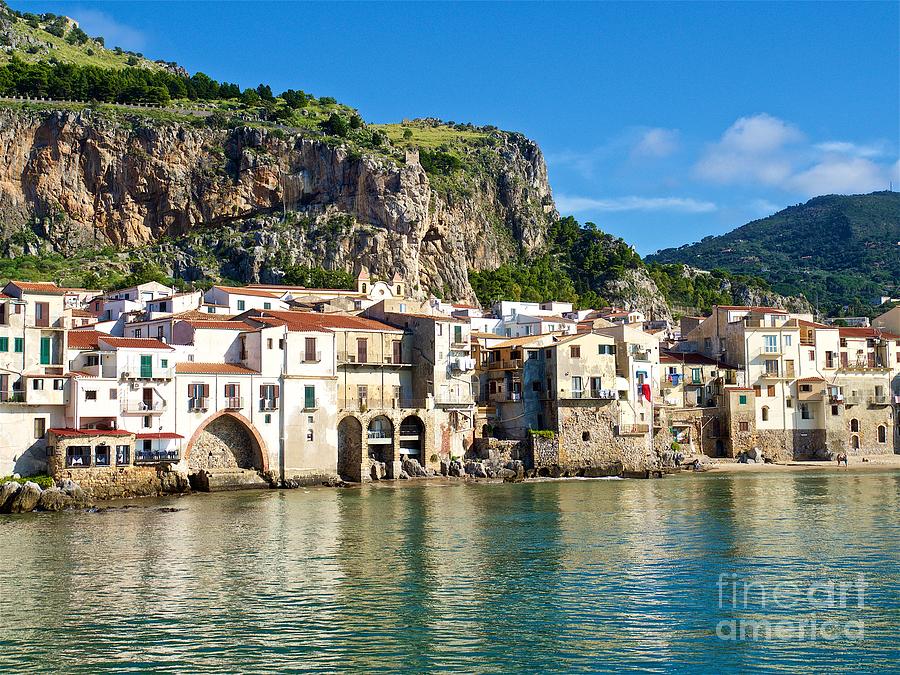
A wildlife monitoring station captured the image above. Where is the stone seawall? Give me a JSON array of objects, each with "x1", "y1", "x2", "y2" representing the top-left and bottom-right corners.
[{"x1": 53, "y1": 465, "x2": 189, "y2": 501}]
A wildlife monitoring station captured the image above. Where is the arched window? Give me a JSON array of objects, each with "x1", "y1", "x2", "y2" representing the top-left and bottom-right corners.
[
  {"x1": 877, "y1": 426, "x2": 887, "y2": 444},
  {"x1": 850, "y1": 435, "x2": 860, "y2": 450},
  {"x1": 761, "y1": 406, "x2": 769, "y2": 422},
  {"x1": 850, "y1": 418, "x2": 860, "y2": 433}
]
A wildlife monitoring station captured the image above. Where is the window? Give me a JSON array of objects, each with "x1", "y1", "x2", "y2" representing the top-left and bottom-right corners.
[
  {"x1": 800, "y1": 404, "x2": 812, "y2": 420},
  {"x1": 767, "y1": 385, "x2": 775, "y2": 397},
  {"x1": 264, "y1": 413, "x2": 271, "y2": 424},
  {"x1": 808, "y1": 350, "x2": 815, "y2": 362},
  {"x1": 356, "y1": 338, "x2": 368, "y2": 363},
  {"x1": 263, "y1": 302, "x2": 271, "y2": 310},
  {"x1": 532, "y1": 381, "x2": 542, "y2": 391},
  {"x1": 764, "y1": 359, "x2": 779, "y2": 375},
  {"x1": 267, "y1": 338, "x2": 273, "y2": 350},
  {"x1": 764, "y1": 335, "x2": 778, "y2": 353},
  {"x1": 14, "y1": 337, "x2": 23, "y2": 353},
  {"x1": 582, "y1": 431, "x2": 591, "y2": 441},
  {"x1": 157, "y1": 326, "x2": 164, "y2": 339},
  {"x1": 207, "y1": 306, "x2": 214, "y2": 314},
  {"x1": 33, "y1": 417, "x2": 45, "y2": 439},
  {"x1": 691, "y1": 368, "x2": 701, "y2": 384},
  {"x1": 454, "y1": 325, "x2": 463, "y2": 343},
  {"x1": 0, "y1": 337, "x2": 7, "y2": 352},
  {"x1": 570, "y1": 346, "x2": 581, "y2": 358},
  {"x1": 850, "y1": 418, "x2": 859, "y2": 433},
  {"x1": 304, "y1": 337, "x2": 318, "y2": 362},
  {"x1": 66, "y1": 446, "x2": 90, "y2": 467},
  {"x1": 260, "y1": 384, "x2": 280, "y2": 409},
  {"x1": 95, "y1": 445, "x2": 110, "y2": 467},
  {"x1": 86, "y1": 355, "x2": 99, "y2": 367},
  {"x1": 160, "y1": 359, "x2": 168, "y2": 368},
  {"x1": 786, "y1": 398, "x2": 793, "y2": 408},
  {"x1": 528, "y1": 350, "x2": 538, "y2": 360},
  {"x1": 85, "y1": 390, "x2": 97, "y2": 401},
  {"x1": 143, "y1": 415, "x2": 152, "y2": 428},
  {"x1": 739, "y1": 395, "x2": 747, "y2": 405},
  {"x1": 831, "y1": 405, "x2": 839, "y2": 416},
  {"x1": 53, "y1": 379, "x2": 64, "y2": 390},
  {"x1": 784, "y1": 335, "x2": 792, "y2": 346},
  {"x1": 237, "y1": 300, "x2": 246, "y2": 311},
  {"x1": 877, "y1": 426, "x2": 887, "y2": 444},
  {"x1": 279, "y1": 339, "x2": 285, "y2": 350},
  {"x1": 32, "y1": 378, "x2": 43, "y2": 390},
  {"x1": 134, "y1": 329, "x2": 142, "y2": 338},
  {"x1": 396, "y1": 285, "x2": 402, "y2": 295},
  {"x1": 304, "y1": 385, "x2": 316, "y2": 409},
  {"x1": 761, "y1": 406, "x2": 769, "y2": 422},
  {"x1": 739, "y1": 421, "x2": 749, "y2": 432},
  {"x1": 571, "y1": 376, "x2": 583, "y2": 397},
  {"x1": 116, "y1": 445, "x2": 130, "y2": 466},
  {"x1": 545, "y1": 349, "x2": 553, "y2": 359},
  {"x1": 598, "y1": 344, "x2": 616, "y2": 355}
]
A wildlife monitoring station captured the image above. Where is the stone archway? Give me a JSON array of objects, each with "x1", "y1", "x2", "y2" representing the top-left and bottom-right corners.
[
  {"x1": 337, "y1": 416, "x2": 363, "y2": 482},
  {"x1": 185, "y1": 411, "x2": 269, "y2": 473}
]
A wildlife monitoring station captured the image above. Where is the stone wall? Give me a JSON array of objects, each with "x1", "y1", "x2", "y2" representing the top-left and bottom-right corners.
[
  {"x1": 529, "y1": 403, "x2": 655, "y2": 475},
  {"x1": 53, "y1": 465, "x2": 189, "y2": 500},
  {"x1": 189, "y1": 415, "x2": 260, "y2": 471},
  {"x1": 469, "y1": 438, "x2": 527, "y2": 465}
]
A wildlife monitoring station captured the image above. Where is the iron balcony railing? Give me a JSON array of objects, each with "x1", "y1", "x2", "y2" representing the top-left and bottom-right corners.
[
  {"x1": 224, "y1": 397, "x2": 244, "y2": 410},
  {"x1": 188, "y1": 397, "x2": 208, "y2": 412},
  {"x1": 135, "y1": 448, "x2": 180, "y2": 463},
  {"x1": 301, "y1": 351, "x2": 322, "y2": 363}
]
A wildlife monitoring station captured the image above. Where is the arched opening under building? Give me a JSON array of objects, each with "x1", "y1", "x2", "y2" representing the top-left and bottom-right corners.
[
  {"x1": 186, "y1": 412, "x2": 267, "y2": 474},
  {"x1": 367, "y1": 416, "x2": 394, "y2": 464},
  {"x1": 399, "y1": 415, "x2": 425, "y2": 463},
  {"x1": 337, "y1": 416, "x2": 363, "y2": 482}
]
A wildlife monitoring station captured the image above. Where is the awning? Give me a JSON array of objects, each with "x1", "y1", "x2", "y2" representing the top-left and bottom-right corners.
[{"x1": 135, "y1": 432, "x2": 184, "y2": 440}]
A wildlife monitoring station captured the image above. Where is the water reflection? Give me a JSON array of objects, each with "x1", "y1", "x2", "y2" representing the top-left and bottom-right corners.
[{"x1": 0, "y1": 471, "x2": 898, "y2": 672}]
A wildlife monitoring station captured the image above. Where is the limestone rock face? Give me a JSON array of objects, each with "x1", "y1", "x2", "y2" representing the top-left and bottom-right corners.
[
  {"x1": 0, "y1": 109, "x2": 555, "y2": 303},
  {"x1": 8, "y1": 481, "x2": 42, "y2": 513},
  {"x1": 0, "y1": 481, "x2": 21, "y2": 512},
  {"x1": 37, "y1": 487, "x2": 72, "y2": 512}
]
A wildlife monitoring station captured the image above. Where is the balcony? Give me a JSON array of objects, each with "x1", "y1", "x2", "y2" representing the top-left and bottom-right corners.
[
  {"x1": 630, "y1": 350, "x2": 651, "y2": 362},
  {"x1": 188, "y1": 397, "x2": 208, "y2": 412},
  {"x1": 399, "y1": 425, "x2": 422, "y2": 439},
  {"x1": 560, "y1": 388, "x2": 619, "y2": 401},
  {"x1": 301, "y1": 351, "x2": 322, "y2": 364},
  {"x1": 303, "y1": 398, "x2": 320, "y2": 411},
  {"x1": 224, "y1": 397, "x2": 244, "y2": 410},
  {"x1": 260, "y1": 398, "x2": 278, "y2": 411},
  {"x1": 434, "y1": 392, "x2": 474, "y2": 406},
  {"x1": 121, "y1": 366, "x2": 174, "y2": 380},
  {"x1": 0, "y1": 390, "x2": 26, "y2": 404},
  {"x1": 121, "y1": 399, "x2": 167, "y2": 415},
  {"x1": 135, "y1": 448, "x2": 180, "y2": 463},
  {"x1": 828, "y1": 394, "x2": 845, "y2": 405},
  {"x1": 451, "y1": 341, "x2": 471, "y2": 352},
  {"x1": 843, "y1": 395, "x2": 862, "y2": 406},
  {"x1": 868, "y1": 395, "x2": 890, "y2": 406},
  {"x1": 490, "y1": 391, "x2": 522, "y2": 403},
  {"x1": 616, "y1": 424, "x2": 650, "y2": 436},
  {"x1": 487, "y1": 359, "x2": 523, "y2": 371},
  {"x1": 797, "y1": 388, "x2": 825, "y2": 402},
  {"x1": 367, "y1": 429, "x2": 392, "y2": 444}
]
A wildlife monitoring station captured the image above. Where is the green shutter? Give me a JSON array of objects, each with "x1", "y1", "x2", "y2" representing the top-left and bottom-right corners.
[
  {"x1": 14, "y1": 338, "x2": 24, "y2": 353},
  {"x1": 140, "y1": 355, "x2": 153, "y2": 378},
  {"x1": 39, "y1": 337, "x2": 51, "y2": 364},
  {"x1": 304, "y1": 385, "x2": 315, "y2": 409},
  {"x1": 0, "y1": 337, "x2": 7, "y2": 352}
]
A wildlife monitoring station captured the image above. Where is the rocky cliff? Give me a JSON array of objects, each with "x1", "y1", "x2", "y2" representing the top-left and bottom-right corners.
[{"x1": 0, "y1": 107, "x2": 554, "y2": 302}]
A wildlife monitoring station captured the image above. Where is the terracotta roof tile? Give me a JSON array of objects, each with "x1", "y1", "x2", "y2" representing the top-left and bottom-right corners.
[
  {"x1": 183, "y1": 320, "x2": 254, "y2": 331},
  {"x1": 99, "y1": 336, "x2": 173, "y2": 351},
  {"x1": 213, "y1": 286, "x2": 284, "y2": 298},
  {"x1": 249, "y1": 310, "x2": 401, "y2": 333},
  {"x1": 135, "y1": 432, "x2": 184, "y2": 440},
  {"x1": 6, "y1": 280, "x2": 70, "y2": 295},
  {"x1": 175, "y1": 362, "x2": 260, "y2": 375},
  {"x1": 838, "y1": 327, "x2": 900, "y2": 340},
  {"x1": 49, "y1": 428, "x2": 133, "y2": 438},
  {"x1": 66, "y1": 330, "x2": 102, "y2": 350}
]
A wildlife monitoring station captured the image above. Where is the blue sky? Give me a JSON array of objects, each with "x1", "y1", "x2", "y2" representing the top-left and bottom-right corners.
[{"x1": 13, "y1": 1, "x2": 900, "y2": 255}]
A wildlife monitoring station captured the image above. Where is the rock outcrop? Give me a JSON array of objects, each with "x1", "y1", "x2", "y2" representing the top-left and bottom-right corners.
[{"x1": 0, "y1": 108, "x2": 555, "y2": 302}]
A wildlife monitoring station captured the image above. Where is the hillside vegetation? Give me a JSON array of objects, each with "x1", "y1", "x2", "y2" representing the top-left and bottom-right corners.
[{"x1": 647, "y1": 192, "x2": 900, "y2": 315}]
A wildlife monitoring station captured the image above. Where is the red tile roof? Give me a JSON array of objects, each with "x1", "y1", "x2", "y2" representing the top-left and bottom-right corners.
[
  {"x1": 799, "y1": 320, "x2": 834, "y2": 329},
  {"x1": 135, "y1": 432, "x2": 184, "y2": 440},
  {"x1": 838, "y1": 327, "x2": 900, "y2": 340},
  {"x1": 175, "y1": 362, "x2": 260, "y2": 375},
  {"x1": 66, "y1": 330, "x2": 102, "y2": 350},
  {"x1": 182, "y1": 320, "x2": 254, "y2": 331},
  {"x1": 250, "y1": 310, "x2": 401, "y2": 333},
  {"x1": 49, "y1": 428, "x2": 133, "y2": 438},
  {"x1": 6, "y1": 280, "x2": 71, "y2": 295},
  {"x1": 660, "y1": 351, "x2": 720, "y2": 365},
  {"x1": 99, "y1": 336, "x2": 174, "y2": 350}
]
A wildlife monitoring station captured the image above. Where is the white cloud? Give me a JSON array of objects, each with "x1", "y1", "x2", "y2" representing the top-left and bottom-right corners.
[
  {"x1": 694, "y1": 113, "x2": 897, "y2": 197},
  {"x1": 557, "y1": 194, "x2": 717, "y2": 214},
  {"x1": 789, "y1": 157, "x2": 890, "y2": 196},
  {"x1": 813, "y1": 141, "x2": 885, "y2": 158},
  {"x1": 70, "y1": 8, "x2": 147, "y2": 51},
  {"x1": 632, "y1": 128, "x2": 679, "y2": 158},
  {"x1": 694, "y1": 113, "x2": 802, "y2": 185}
]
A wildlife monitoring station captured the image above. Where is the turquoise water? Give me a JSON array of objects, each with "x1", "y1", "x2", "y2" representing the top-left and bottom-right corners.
[{"x1": 0, "y1": 471, "x2": 898, "y2": 673}]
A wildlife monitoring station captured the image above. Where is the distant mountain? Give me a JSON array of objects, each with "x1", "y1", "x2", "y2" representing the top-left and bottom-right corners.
[{"x1": 646, "y1": 192, "x2": 900, "y2": 315}]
